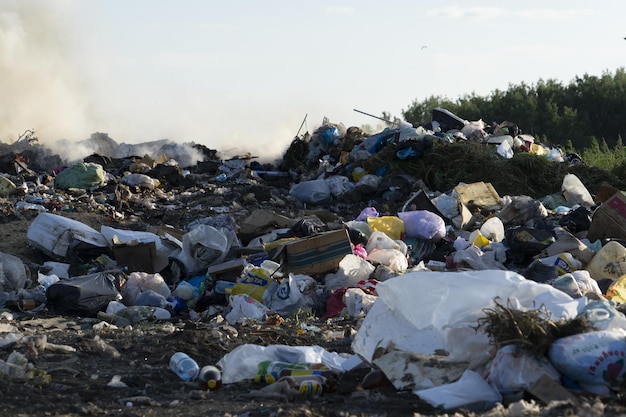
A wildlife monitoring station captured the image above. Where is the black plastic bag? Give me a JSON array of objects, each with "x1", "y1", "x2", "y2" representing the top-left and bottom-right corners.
[{"x1": 46, "y1": 271, "x2": 124, "y2": 317}]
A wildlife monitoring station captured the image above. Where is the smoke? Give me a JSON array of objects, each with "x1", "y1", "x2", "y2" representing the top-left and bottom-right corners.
[
  {"x1": 0, "y1": 2, "x2": 95, "y2": 144},
  {"x1": 0, "y1": 2, "x2": 300, "y2": 166}
]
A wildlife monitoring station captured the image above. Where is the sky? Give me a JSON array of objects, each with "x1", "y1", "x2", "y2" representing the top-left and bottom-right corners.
[{"x1": 1, "y1": 0, "x2": 625, "y2": 163}]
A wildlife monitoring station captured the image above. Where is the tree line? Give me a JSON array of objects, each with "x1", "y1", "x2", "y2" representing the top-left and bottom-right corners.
[{"x1": 401, "y1": 68, "x2": 626, "y2": 156}]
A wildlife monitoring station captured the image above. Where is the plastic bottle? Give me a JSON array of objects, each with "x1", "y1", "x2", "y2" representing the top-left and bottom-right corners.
[
  {"x1": 198, "y1": 365, "x2": 222, "y2": 390},
  {"x1": 169, "y1": 352, "x2": 199, "y2": 381},
  {"x1": 278, "y1": 369, "x2": 339, "y2": 392},
  {"x1": 276, "y1": 375, "x2": 325, "y2": 396},
  {"x1": 256, "y1": 361, "x2": 310, "y2": 379},
  {"x1": 537, "y1": 253, "x2": 582, "y2": 275}
]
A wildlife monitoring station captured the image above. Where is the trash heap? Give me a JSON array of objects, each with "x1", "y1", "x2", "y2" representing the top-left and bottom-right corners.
[{"x1": 2, "y1": 109, "x2": 626, "y2": 413}]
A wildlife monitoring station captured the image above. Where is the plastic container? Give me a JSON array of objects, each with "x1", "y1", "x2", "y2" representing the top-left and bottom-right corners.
[
  {"x1": 169, "y1": 352, "x2": 199, "y2": 381},
  {"x1": 256, "y1": 361, "x2": 310, "y2": 380},
  {"x1": 199, "y1": 365, "x2": 222, "y2": 390},
  {"x1": 586, "y1": 241, "x2": 626, "y2": 280},
  {"x1": 606, "y1": 274, "x2": 626, "y2": 303},
  {"x1": 537, "y1": 253, "x2": 582, "y2": 275}
]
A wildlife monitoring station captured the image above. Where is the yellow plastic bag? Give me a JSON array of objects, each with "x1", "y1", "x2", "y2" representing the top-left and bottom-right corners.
[
  {"x1": 230, "y1": 265, "x2": 271, "y2": 302},
  {"x1": 367, "y1": 216, "x2": 404, "y2": 240}
]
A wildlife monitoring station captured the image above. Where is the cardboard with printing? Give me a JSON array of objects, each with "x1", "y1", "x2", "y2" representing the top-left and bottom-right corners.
[
  {"x1": 275, "y1": 229, "x2": 353, "y2": 275},
  {"x1": 587, "y1": 191, "x2": 626, "y2": 242}
]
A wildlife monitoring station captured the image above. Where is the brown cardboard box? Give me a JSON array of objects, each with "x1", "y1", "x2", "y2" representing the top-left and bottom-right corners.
[
  {"x1": 113, "y1": 241, "x2": 159, "y2": 273},
  {"x1": 275, "y1": 229, "x2": 353, "y2": 275},
  {"x1": 454, "y1": 182, "x2": 502, "y2": 229},
  {"x1": 587, "y1": 191, "x2": 626, "y2": 242}
]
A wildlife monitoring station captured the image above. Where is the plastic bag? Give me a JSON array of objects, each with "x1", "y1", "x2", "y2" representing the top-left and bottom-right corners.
[
  {"x1": 289, "y1": 179, "x2": 332, "y2": 205},
  {"x1": 231, "y1": 263, "x2": 273, "y2": 302},
  {"x1": 352, "y1": 270, "x2": 580, "y2": 365},
  {"x1": 367, "y1": 216, "x2": 404, "y2": 241},
  {"x1": 549, "y1": 329, "x2": 626, "y2": 394},
  {"x1": 562, "y1": 174, "x2": 594, "y2": 207},
  {"x1": 397, "y1": 210, "x2": 445, "y2": 242},
  {"x1": 54, "y1": 162, "x2": 106, "y2": 190},
  {"x1": 479, "y1": 217, "x2": 505, "y2": 243},
  {"x1": 0, "y1": 252, "x2": 28, "y2": 292},
  {"x1": 415, "y1": 370, "x2": 502, "y2": 410},
  {"x1": 344, "y1": 287, "x2": 378, "y2": 317},
  {"x1": 121, "y1": 272, "x2": 171, "y2": 306},
  {"x1": 485, "y1": 345, "x2": 560, "y2": 396},
  {"x1": 179, "y1": 224, "x2": 231, "y2": 272},
  {"x1": 225, "y1": 294, "x2": 270, "y2": 324},
  {"x1": 366, "y1": 249, "x2": 408, "y2": 273},
  {"x1": 121, "y1": 173, "x2": 160, "y2": 190},
  {"x1": 324, "y1": 254, "x2": 375, "y2": 294},
  {"x1": 262, "y1": 273, "x2": 303, "y2": 313},
  {"x1": 217, "y1": 344, "x2": 348, "y2": 384},
  {"x1": 325, "y1": 176, "x2": 352, "y2": 197}
]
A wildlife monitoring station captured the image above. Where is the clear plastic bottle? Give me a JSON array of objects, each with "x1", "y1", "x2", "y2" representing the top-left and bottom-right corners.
[{"x1": 169, "y1": 352, "x2": 199, "y2": 381}]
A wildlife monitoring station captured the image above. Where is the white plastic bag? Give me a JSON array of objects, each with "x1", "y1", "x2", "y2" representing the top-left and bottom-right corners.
[
  {"x1": 217, "y1": 343, "x2": 348, "y2": 384},
  {"x1": 549, "y1": 329, "x2": 626, "y2": 394},
  {"x1": 366, "y1": 249, "x2": 408, "y2": 273},
  {"x1": 415, "y1": 370, "x2": 502, "y2": 410},
  {"x1": 179, "y1": 225, "x2": 231, "y2": 272},
  {"x1": 352, "y1": 270, "x2": 582, "y2": 365},
  {"x1": 121, "y1": 272, "x2": 171, "y2": 306},
  {"x1": 225, "y1": 294, "x2": 269, "y2": 324},
  {"x1": 344, "y1": 287, "x2": 377, "y2": 317},
  {"x1": 0, "y1": 252, "x2": 28, "y2": 292},
  {"x1": 262, "y1": 273, "x2": 303, "y2": 313},
  {"x1": 561, "y1": 174, "x2": 594, "y2": 207},
  {"x1": 325, "y1": 175, "x2": 353, "y2": 196},
  {"x1": 485, "y1": 345, "x2": 560, "y2": 396},
  {"x1": 324, "y1": 254, "x2": 375, "y2": 294}
]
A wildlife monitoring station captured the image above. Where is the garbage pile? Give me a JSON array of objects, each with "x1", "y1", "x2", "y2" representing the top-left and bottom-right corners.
[{"x1": 2, "y1": 109, "x2": 626, "y2": 413}]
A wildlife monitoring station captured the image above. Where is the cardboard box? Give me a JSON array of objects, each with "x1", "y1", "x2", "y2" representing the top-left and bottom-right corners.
[
  {"x1": 113, "y1": 241, "x2": 159, "y2": 273},
  {"x1": 587, "y1": 191, "x2": 626, "y2": 242},
  {"x1": 454, "y1": 182, "x2": 502, "y2": 229},
  {"x1": 205, "y1": 258, "x2": 247, "y2": 282},
  {"x1": 275, "y1": 229, "x2": 353, "y2": 275}
]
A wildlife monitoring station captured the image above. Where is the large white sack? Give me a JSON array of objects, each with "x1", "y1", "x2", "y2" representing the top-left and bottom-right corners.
[
  {"x1": 27, "y1": 213, "x2": 108, "y2": 260},
  {"x1": 352, "y1": 270, "x2": 584, "y2": 365}
]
